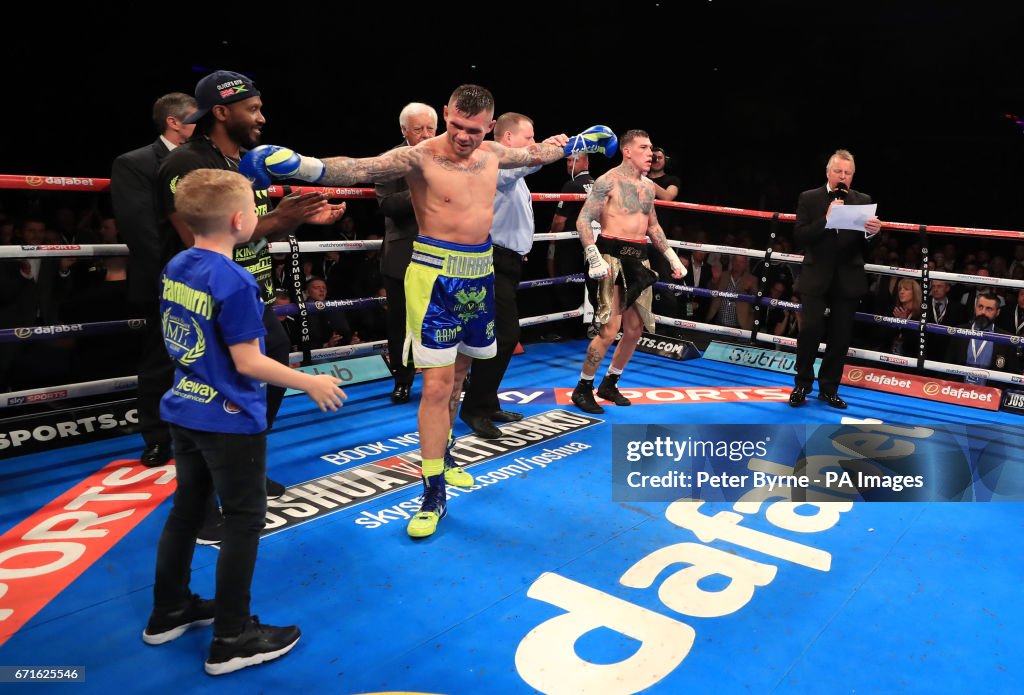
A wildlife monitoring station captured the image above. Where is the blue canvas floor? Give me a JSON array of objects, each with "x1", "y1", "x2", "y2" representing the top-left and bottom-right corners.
[{"x1": 1, "y1": 340, "x2": 1021, "y2": 694}]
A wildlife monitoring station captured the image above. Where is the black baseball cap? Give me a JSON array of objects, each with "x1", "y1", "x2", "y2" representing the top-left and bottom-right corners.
[{"x1": 183, "y1": 70, "x2": 261, "y2": 124}]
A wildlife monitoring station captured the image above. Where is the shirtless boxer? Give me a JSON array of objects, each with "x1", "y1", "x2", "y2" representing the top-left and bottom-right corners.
[
  {"x1": 240, "y1": 84, "x2": 617, "y2": 537},
  {"x1": 571, "y1": 129, "x2": 686, "y2": 414}
]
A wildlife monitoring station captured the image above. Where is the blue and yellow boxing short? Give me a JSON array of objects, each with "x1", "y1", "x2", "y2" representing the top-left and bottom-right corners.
[{"x1": 404, "y1": 235, "x2": 497, "y2": 368}]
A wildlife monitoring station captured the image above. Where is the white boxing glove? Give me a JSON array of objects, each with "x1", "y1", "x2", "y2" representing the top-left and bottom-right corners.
[
  {"x1": 583, "y1": 244, "x2": 610, "y2": 279},
  {"x1": 664, "y1": 248, "x2": 687, "y2": 279}
]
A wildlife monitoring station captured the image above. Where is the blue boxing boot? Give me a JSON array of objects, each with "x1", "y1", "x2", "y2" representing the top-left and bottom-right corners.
[
  {"x1": 443, "y1": 435, "x2": 474, "y2": 488},
  {"x1": 407, "y1": 471, "x2": 448, "y2": 539}
]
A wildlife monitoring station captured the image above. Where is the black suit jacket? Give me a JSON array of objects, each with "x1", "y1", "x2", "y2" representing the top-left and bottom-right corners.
[
  {"x1": 375, "y1": 140, "x2": 419, "y2": 280},
  {"x1": 794, "y1": 185, "x2": 875, "y2": 300},
  {"x1": 683, "y1": 259, "x2": 713, "y2": 320},
  {"x1": 926, "y1": 297, "x2": 968, "y2": 360},
  {"x1": 0, "y1": 259, "x2": 68, "y2": 329},
  {"x1": 945, "y1": 322, "x2": 1020, "y2": 376},
  {"x1": 110, "y1": 138, "x2": 171, "y2": 302}
]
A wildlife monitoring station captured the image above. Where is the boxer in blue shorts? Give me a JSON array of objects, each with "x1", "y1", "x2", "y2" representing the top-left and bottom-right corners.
[
  {"x1": 241, "y1": 84, "x2": 617, "y2": 537},
  {"x1": 404, "y1": 235, "x2": 497, "y2": 366}
]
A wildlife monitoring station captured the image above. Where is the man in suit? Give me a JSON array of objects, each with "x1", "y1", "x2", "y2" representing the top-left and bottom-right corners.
[
  {"x1": 375, "y1": 102, "x2": 437, "y2": 404},
  {"x1": 925, "y1": 279, "x2": 966, "y2": 363},
  {"x1": 947, "y1": 291, "x2": 1020, "y2": 383},
  {"x1": 0, "y1": 217, "x2": 74, "y2": 390},
  {"x1": 683, "y1": 245, "x2": 713, "y2": 321},
  {"x1": 110, "y1": 92, "x2": 197, "y2": 465},
  {"x1": 998, "y1": 288, "x2": 1024, "y2": 363},
  {"x1": 790, "y1": 149, "x2": 882, "y2": 409}
]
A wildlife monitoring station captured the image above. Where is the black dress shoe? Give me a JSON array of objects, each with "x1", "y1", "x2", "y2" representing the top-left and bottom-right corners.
[
  {"x1": 141, "y1": 443, "x2": 172, "y2": 467},
  {"x1": 460, "y1": 412, "x2": 502, "y2": 439},
  {"x1": 490, "y1": 409, "x2": 523, "y2": 423},
  {"x1": 390, "y1": 383, "x2": 411, "y2": 404},
  {"x1": 788, "y1": 387, "x2": 809, "y2": 407},
  {"x1": 817, "y1": 392, "x2": 848, "y2": 409},
  {"x1": 266, "y1": 478, "x2": 286, "y2": 500}
]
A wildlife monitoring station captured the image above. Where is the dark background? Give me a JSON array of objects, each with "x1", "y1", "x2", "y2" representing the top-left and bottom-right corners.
[{"x1": 3, "y1": 2, "x2": 1023, "y2": 231}]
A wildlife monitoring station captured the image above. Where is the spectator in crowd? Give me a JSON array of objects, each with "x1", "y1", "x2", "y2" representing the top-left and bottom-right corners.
[
  {"x1": 925, "y1": 279, "x2": 966, "y2": 361},
  {"x1": 878, "y1": 278, "x2": 922, "y2": 357},
  {"x1": 302, "y1": 277, "x2": 356, "y2": 349},
  {"x1": 706, "y1": 253, "x2": 756, "y2": 329},
  {"x1": 946, "y1": 290, "x2": 1019, "y2": 384},
  {"x1": 774, "y1": 292, "x2": 803, "y2": 339},
  {"x1": 997, "y1": 287, "x2": 1024, "y2": 363}
]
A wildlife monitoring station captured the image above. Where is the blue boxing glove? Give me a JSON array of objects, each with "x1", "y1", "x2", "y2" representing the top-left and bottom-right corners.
[
  {"x1": 564, "y1": 125, "x2": 618, "y2": 158},
  {"x1": 239, "y1": 145, "x2": 326, "y2": 189}
]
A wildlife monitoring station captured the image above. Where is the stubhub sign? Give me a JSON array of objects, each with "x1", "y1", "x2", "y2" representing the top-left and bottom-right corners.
[{"x1": 284, "y1": 355, "x2": 391, "y2": 396}]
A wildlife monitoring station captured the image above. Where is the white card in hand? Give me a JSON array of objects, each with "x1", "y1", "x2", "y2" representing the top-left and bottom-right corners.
[{"x1": 825, "y1": 203, "x2": 877, "y2": 232}]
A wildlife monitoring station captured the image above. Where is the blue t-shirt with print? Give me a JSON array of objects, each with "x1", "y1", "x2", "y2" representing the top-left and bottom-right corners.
[{"x1": 159, "y1": 247, "x2": 268, "y2": 434}]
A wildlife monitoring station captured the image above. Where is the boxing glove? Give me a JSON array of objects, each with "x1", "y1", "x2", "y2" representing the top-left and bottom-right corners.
[
  {"x1": 564, "y1": 125, "x2": 618, "y2": 158},
  {"x1": 239, "y1": 145, "x2": 326, "y2": 189}
]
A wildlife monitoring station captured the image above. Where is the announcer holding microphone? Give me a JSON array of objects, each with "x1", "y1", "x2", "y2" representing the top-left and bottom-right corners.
[{"x1": 790, "y1": 149, "x2": 882, "y2": 409}]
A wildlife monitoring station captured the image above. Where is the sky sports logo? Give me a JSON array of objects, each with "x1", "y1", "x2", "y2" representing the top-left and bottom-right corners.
[
  {"x1": 5, "y1": 390, "x2": 68, "y2": 406},
  {"x1": 636, "y1": 336, "x2": 687, "y2": 355}
]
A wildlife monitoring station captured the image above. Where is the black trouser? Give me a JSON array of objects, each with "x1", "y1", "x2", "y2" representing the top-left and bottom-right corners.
[
  {"x1": 383, "y1": 274, "x2": 415, "y2": 386},
  {"x1": 195, "y1": 306, "x2": 288, "y2": 521},
  {"x1": 154, "y1": 425, "x2": 267, "y2": 637},
  {"x1": 261, "y1": 305, "x2": 289, "y2": 427},
  {"x1": 137, "y1": 301, "x2": 175, "y2": 448},
  {"x1": 461, "y1": 246, "x2": 522, "y2": 417},
  {"x1": 795, "y1": 292, "x2": 858, "y2": 393}
]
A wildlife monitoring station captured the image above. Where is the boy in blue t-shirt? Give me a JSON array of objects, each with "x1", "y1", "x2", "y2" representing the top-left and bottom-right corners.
[{"x1": 142, "y1": 169, "x2": 345, "y2": 676}]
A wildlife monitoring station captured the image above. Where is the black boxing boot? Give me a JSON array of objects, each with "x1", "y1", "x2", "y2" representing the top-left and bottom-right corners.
[
  {"x1": 596, "y1": 373, "x2": 631, "y2": 406},
  {"x1": 571, "y1": 379, "x2": 604, "y2": 414}
]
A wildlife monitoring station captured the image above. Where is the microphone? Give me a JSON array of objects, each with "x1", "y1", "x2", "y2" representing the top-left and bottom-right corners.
[{"x1": 832, "y1": 182, "x2": 849, "y2": 201}]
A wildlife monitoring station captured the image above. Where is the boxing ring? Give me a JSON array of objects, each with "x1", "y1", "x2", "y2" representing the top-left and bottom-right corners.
[{"x1": 0, "y1": 174, "x2": 1021, "y2": 693}]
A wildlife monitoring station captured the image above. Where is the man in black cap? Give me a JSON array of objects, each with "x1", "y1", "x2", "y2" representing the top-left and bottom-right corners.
[{"x1": 157, "y1": 70, "x2": 345, "y2": 539}]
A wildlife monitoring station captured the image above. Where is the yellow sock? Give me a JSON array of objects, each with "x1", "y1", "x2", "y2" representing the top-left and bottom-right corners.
[{"x1": 422, "y1": 458, "x2": 444, "y2": 477}]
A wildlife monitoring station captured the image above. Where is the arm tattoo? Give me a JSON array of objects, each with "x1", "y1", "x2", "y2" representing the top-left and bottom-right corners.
[
  {"x1": 321, "y1": 146, "x2": 422, "y2": 185},
  {"x1": 647, "y1": 222, "x2": 671, "y2": 253},
  {"x1": 577, "y1": 176, "x2": 613, "y2": 246},
  {"x1": 491, "y1": 141, "x2": 564, "y2": 169}
]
